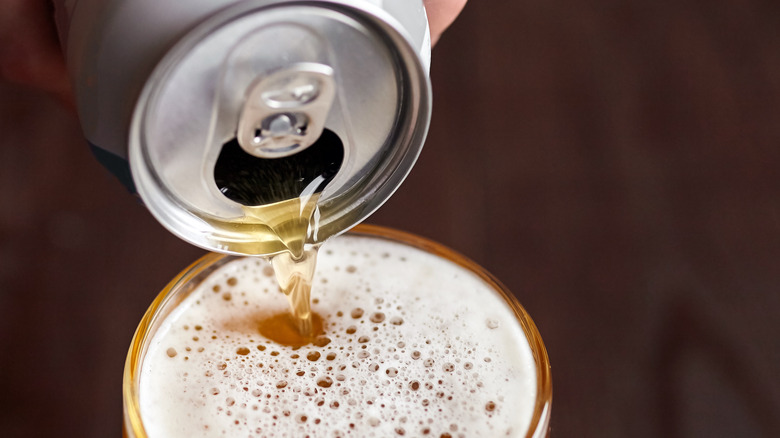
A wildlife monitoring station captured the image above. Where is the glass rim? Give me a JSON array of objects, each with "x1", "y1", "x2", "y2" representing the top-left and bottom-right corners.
[{"x1": 123, "y1": 224, "x2": 552, "y2": 437}]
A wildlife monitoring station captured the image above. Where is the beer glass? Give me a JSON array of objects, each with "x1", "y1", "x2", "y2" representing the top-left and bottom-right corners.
[{"x1": 122, "y1": 225, "x2": 552, "y2": 437}]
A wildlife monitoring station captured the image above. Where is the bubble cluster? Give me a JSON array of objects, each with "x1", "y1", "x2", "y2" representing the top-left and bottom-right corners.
[{"x1": 139, "y1": 236, "x2": 537, "y2": 437}]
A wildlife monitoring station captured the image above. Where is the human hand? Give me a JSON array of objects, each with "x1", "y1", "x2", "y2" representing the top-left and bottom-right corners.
[
  {"x1": 425, "y1": 0, "x2": 469, "y2": 45},
  {"x1": 0, "y1": 0, "x2": 72, "y2": 106}
]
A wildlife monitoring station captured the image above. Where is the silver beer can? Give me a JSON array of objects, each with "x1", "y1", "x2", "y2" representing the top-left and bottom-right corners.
[{"x1": 54, "y1": 0, "x2": 432, "y2": 255}]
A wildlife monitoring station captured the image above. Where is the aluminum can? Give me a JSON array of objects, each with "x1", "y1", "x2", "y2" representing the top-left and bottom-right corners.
[{"x1": 53, "y1": 0, "x2": 432, "y2": 255}]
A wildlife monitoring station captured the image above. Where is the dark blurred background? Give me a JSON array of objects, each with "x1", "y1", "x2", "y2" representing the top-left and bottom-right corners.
[{"x1": 2, "y1": 1, "x2": 780, "y2": 436}]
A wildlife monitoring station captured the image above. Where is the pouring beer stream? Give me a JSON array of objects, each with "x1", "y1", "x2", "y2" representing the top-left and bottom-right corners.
[{"x1": 54, "y1": 0, "x2": 432, "y2": 336}]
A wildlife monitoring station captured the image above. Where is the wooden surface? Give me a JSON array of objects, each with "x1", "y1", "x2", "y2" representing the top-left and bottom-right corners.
[{"x1": 2, "y1": 1, "x2": 780, "y2": 436}]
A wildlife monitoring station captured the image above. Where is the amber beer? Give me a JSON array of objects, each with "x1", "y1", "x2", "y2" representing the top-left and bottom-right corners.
[{"x1": 123, "y1": 226, "x2": 552, "y2": 437}]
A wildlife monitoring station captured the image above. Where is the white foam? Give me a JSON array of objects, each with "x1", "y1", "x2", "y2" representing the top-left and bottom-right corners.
[{"x1": 139, "y1": 234, "x2": 537, "y2": 437}]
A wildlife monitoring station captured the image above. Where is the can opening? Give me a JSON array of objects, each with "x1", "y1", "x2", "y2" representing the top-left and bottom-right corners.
[{"x1": 214, "y1": 128, "x2": 344, "y2": 206}]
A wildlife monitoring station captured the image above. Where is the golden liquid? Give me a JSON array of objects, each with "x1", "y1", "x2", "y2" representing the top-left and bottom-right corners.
[
  {"x1": 197, "y1": 190, "x2": 324, "y2": 340},
  {"x1": 205, "y1": 127, "x2": 346, "y2": 341},
  {"x1": 199, "y1": 192, "x2": 321, "y2": 257},
  {"x1": 270, "y1": 247, "x2": 318, "y2": 336}
]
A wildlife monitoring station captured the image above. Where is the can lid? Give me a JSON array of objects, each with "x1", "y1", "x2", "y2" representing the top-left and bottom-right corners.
[{"x1": 129, "y1": 0, "x2": 431, "y2": 256}]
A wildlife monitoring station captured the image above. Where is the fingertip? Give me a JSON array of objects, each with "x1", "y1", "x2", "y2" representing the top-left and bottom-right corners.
[{"x1": 425, "y1": 0, "x2": 469, "y2": 46}]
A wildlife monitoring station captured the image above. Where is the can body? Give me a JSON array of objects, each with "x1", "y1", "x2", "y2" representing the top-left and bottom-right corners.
[{"x1": 54, "y1": 0, "x2": 432, "y2": 254}]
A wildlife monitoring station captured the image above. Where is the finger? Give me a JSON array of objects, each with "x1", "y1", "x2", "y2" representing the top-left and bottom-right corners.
[
  {"x1": 424, "y1": 0, "x2": 468, "y2": 46},
  {"x1": 0, "y1": 0, "x2": 73, "y2": 106}
]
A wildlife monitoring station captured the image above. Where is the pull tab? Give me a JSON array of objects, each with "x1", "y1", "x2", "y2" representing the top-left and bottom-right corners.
[{"x1": 237, "y1": 63, "x2": 336, "y2": 159}]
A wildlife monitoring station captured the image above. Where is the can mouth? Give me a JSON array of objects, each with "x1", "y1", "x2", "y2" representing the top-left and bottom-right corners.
[
  {"x1": 129, "y1": 0, "x2": 431, "y2": 256},
  {"x1": 214, "y1": 128, "x2": 345, "y2": 207}
]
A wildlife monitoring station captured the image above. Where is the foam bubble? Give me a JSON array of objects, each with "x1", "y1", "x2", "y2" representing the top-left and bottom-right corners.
[{"x1": 139, "y1": 235, "x2": 537, "y2": 437}]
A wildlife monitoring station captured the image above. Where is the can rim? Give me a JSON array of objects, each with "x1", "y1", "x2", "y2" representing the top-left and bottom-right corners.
[{"x1": 129, "y1": 0, "x2": 432, "y2": 256}]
